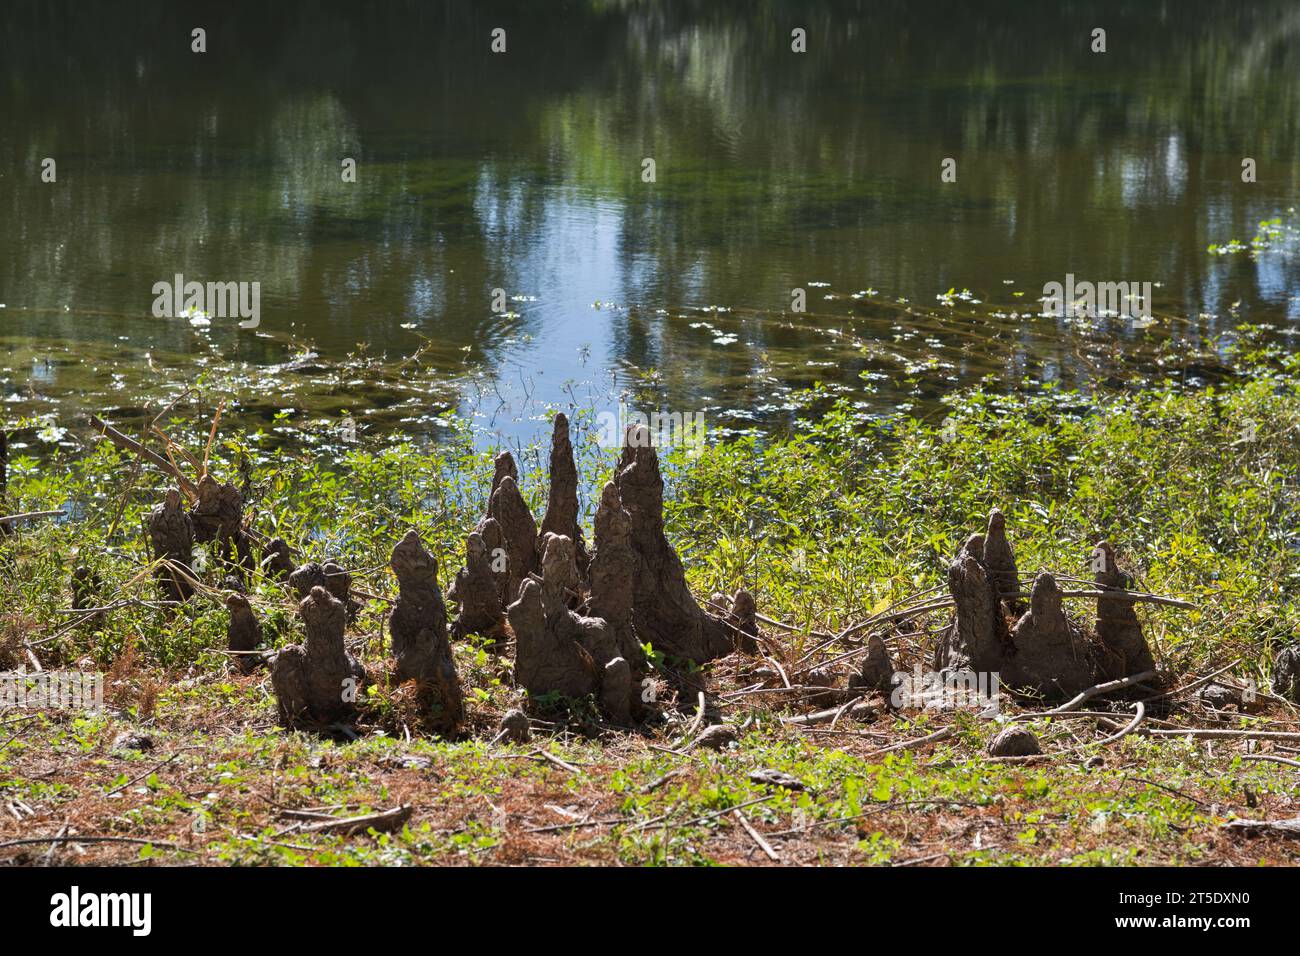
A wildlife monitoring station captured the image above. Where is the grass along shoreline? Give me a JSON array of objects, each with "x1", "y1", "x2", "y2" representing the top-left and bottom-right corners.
[{"x1": 2, "y1": 345, "x2": 1300, "y2": 865}]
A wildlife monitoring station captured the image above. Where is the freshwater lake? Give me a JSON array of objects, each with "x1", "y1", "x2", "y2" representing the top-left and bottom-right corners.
[{"x1": 2, "y1": 0, "x2": 1299, "y2": 452}]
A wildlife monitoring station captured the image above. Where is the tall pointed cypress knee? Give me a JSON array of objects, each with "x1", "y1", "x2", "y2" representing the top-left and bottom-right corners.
[
  {"x1": 147, "y1": 488, "x2": 196, "y2": 602},
  {"x1": 389, "y1": 531, "x2": 463, "y2": 733},
  {"x1": 613, "y1": 426, "x2": 731, "y2": 665},
  {"x1": 1092, "y1": 541, "x2": 1159, "y2": 683},
  {"x1": 540, "y1": 413, "x2": 589, "y2": 577}
]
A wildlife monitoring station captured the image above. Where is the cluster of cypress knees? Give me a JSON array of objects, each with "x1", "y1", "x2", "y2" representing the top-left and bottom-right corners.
[
  {"x1": 113, "y1": 414, "x2": 1300, "y2": 736},
  {"x1": 130, "y1": 416, "x2": 759, "y2": 734}
]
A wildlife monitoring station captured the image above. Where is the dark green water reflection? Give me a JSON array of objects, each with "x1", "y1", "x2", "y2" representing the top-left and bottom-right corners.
[{"x1": 2, "y1": 1, "x2": 1299, "y2": 448}]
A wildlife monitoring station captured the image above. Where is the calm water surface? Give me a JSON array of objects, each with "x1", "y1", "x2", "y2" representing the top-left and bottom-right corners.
[{"x1": 2, "y1": 1, "x2": 1299, "y2": 451}]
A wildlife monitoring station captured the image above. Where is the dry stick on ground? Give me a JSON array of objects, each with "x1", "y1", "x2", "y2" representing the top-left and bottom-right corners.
[
  {"x1": 640, "y1": 769, "x2": 687, "y2": 793},
  {"x1": 1126, "y1": 777, "x2": 1211, "y2": 809},
  {"x1": 1091, "y1": 702, "x2": 1146, "y2": 748},
  {"x1": 1015, "y1": 709, "x2": 1179, "y2": 730},
  {"x1": 628, "y1": 794, "x2": 778, "y2": 834},
  {"x1": 679, "y1": 692, "x2": 707, "y2": 746},
  {"x1": 798, "y1": 728, "x2": 891, "y2": 739},
  {"x1": 238, "y1": 834, "x2": 318, "y2": 853},
  {"x1": 782, "y1": 701, "x2": 876, "y2": 727},
  {"x1": 524, "y1": 750, "x2": 582, "y2": 774},
  {"x1": 861, "y1": 726, "x2": 956, "y2": 759},
  {"x1": 820, "y1": 598, "x2": 954, "y2": 658},
  {"x1": 765, "y1": 657, "x2": 793, "y2": 690},
  {"x1": 0, "y1": 509, "x2": 66, "y2": 524},
  {"x1": 828, "y1": 696, "x2": 862, "y2": 730},
  {"x1": 721, "y1": 684, "x2": 834, "y2": 700},
  {"x1": 766, "y1": 798, "x2": 994, "y2": 838},
  {"x1": 1147, "y1": 729, "x2": 1300, "y2": 742},
  {"x1": 648, "y1": 743, "x2": 692, "y2": 757},
  {"x1": 52, "y1": 600, "x2": 146, "y2": 616},
  {"x1": 702, "y1": 589, "x2": 835, "y2": 644},
  {"x1": 254, "y1": 791, "x2": 366, "y2": 815},
  {"x1": 753, "y1": 613, "x2": 834, "y2": 641},
  {"x1": 701, "y1": 597, "x2": 784, "y2": 654},
  {"x1": 894, "y1": 852, "x2": 948, "y2": 867},
  {"x1": 105, "y1": 751, "x2": 183, "y2": 797},
  {"x1": 26, "y1": 601, "x2": 134, "y2": 646},
  {"x1": 0, "y1": 713, "x2": 42, "y2": 728},
  {"x1": 734, "y1": 809, "x2": 780, "y2": 861},
  {"x1": 524, "y1": 815, "x2": 630, "y2": 834},
  {"x1": 38, "y1": 825, "x2": 69, "y2": 865},
  {"x1": 1199, "y1": 707, "x2": 1276, "y2": 723},
  {"x1": 1220, "y1": 818, "x2": 1300, "y2": 838},
  {"x1": 0, "y1": 835, "x2": 195, "y2": 853},
  {"x1": 539, "y1": 751, "x2": 583, "y2": 774},
  {"x1": 297, "y1": 805, "x2": 413, "y2": 836},
  {"x1": 1239, "y1": 754, "x2": 1300, "y2": 770},
  {"x1": 1006, "y1": 670, "x2": 1160, "y2": 722}
]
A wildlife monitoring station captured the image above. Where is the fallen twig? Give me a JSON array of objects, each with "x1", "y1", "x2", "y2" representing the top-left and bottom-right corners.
[
  {"x1": 1238, "y1": 753, "x2": 1300, "y2": 770},
  {"x1": 0, "y1": 509, "x2": 65, "y2": 524},
  {"x1": 734, "y1": 809, "x2": 780, "y2": 861},
  {"x1": 106, "y1": 751, "x2": 182, "y2": 797},
  {"x1": 640, "y1": 769, "x2": 687, "y2": 793},
  {"x1": 862, "y1": 726, "x2": 956, "y2": 759},
  {"x1": 537, "y1": 750, "x2": 582, "y2": 774},
  {"x1": 524, "y1": 816, "x2": 627, "y2": 834},
  {"x1": 1221, "y1": 817, "x2": 1300, "y2": 838},
  {"x1": 781, "y1": 701, "x2": 876, "y2": 727},
  {"x1": 1008, "y1": 670, "x2": 1160, "y2": 721},
  {"x1": 0, "y1": 834, "x2": 195, "y2": 853},
  {"x1": 1148, "y1": 729, "x2": 1300, "y2": 742},
  {"x1": 766, "y1": 797, "x2": 994, "y2": 837},
  {"x1": 297, "y1": 804, "x2": 413, "y2": 836},
  {"x1": 1092, "y1": 702, "x2": 1145, "y2": 748},
  {"x1": 629, "y1": 794, "x2": 778, "y2": 834},
  {"x1": 1126, "y1": 776, "x2": 1210, "y2": 808}
]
